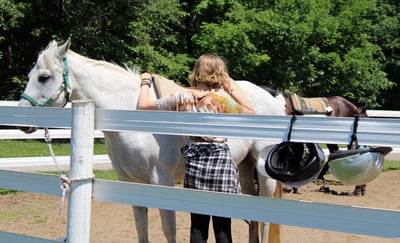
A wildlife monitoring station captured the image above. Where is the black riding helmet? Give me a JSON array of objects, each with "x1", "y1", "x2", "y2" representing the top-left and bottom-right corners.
[{"x1": 257, "y1": 142, "x2": 326, "y2": 187}]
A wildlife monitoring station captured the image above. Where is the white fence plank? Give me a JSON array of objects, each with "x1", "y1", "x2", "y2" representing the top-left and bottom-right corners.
[
  {"x1": 1, "y1": 104, "x2": 400, "y2": 241},
  {"x1": 0, "y1": 170, "x2": 61, "y2": 196},
  {"x1": 1, "y1": 170, "x2": 399, "y2": 240},
  {"x1": 366, "y1": 109, "x2": 400, "y2": 118},
  {"x1": 0, "y1": 106, "x2": 71, "y2": 128},
  {"x1": 0, "y1": 231, "x2": 59, "y2": 243},
  {"x1": 2, "y1": 106, "x2": 400, "y2": 146},
  {"x1": 0, "y1": 128, "x2": 104, "y2": 139},
  {"x1": 95, "y1": 109, "x2": 400, "y2": 146},
  {"x1": 0, "y1": 100, "x2": 71, "y2": 108},
  {"x1": 92, "y1": 179, "x2": 400, "y2": 239},
  {"x1": 0, "y1": 155, "x2": 110, "y2": 169}
]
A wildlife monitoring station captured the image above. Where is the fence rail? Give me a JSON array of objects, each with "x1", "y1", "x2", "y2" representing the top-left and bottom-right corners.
[
  {"x1": 1, "y1": 102, "x2": 400, "y2": 242},
  {"x1": 1, "y1": 169, "x2": 399, "y2": 240},
  {"x1": 2, "y1": 104, "x2": 400, "y2": 146},
  {"x1": 0, "y1": 128, "x2": 104, "y2": 139}
]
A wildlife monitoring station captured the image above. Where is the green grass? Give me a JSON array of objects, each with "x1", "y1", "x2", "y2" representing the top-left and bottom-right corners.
[
  {"x1": 0, "y1": 188, "x2": 19, "y2": 195},
  {"x1": 0, "y1": 139, "x2": 109, "y2": 195},
  {"x1": 382, "y1": 160, "x2": 400, "y2": 171},
  {"x1": 0, "y1": 138, "x2": 107, "y2": 157},
  {"x1": 0, "y1": 204, "x2": 50, "y2": 225},
  {"x1": 42, "y1": 169, "x2": 119, "y2": 180}
]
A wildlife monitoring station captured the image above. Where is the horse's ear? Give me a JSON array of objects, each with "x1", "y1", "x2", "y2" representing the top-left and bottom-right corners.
[{"x1": 57, "y1": 38, "x2": 71, "y2": 57}]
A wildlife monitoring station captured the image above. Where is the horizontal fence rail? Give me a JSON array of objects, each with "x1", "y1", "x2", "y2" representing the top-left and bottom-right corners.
[
  {"x1": 0, "y1": 128, "x2": 103, "y2": 139},
  {"x1": 0, "y1": 170, "x2": 399, "y2": 239},
  {"x1": 3, "y1": 100, "x2": 400, "y2": 118},
  {"x1": 1, "y1": 103, "x2": 400, "y2": 242},
  {"x1": 0, "y1": 155, "x2": 110, "y2": 170},
  {"x1": 2, "y1": 106, "x2": 400, "y2": 146},
  {"x1": 0, "y1": 231, "x2": 60, "y2": 243}
]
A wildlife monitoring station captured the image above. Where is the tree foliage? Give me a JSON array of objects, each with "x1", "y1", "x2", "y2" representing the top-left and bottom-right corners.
[{"x1": 0, "y1": 0, "x2": 399, "y2": 108}]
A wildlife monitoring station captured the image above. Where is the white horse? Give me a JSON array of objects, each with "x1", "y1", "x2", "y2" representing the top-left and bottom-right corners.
[{"x1": 18, "y1": 38, "x2": 285, "y2": 243}]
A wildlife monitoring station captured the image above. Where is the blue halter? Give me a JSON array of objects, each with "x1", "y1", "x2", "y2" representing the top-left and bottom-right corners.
[{"x1": 20, "y1": 56, "x2": 71, "y2": 107}]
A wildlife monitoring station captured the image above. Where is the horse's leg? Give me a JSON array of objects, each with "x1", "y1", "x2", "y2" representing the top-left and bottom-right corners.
[
  {"x1": 109, "y1": 156, "x2": 151, "y2": 242},
  {"x1": 117, "y1": 174, "x2": 150, "y2": 243},
  {"x1": 238, "y1": 156, "x2": 259, "y2": 243},
  {"x1": 148, "y1": 169, "x2": 177, "y2": 243},
  {"x1": 156, "y1": 170, "x2": 177, "y2": 243},
  {"x1": 132, "y1": 206, "x2": 149, "y2": 243},
  {"x1": 268, "y1": 182, "x2": 282, "y2": 243},
  {"x1": 258, "y1": 175, "x2": 281, "y2": 243},
  {"x1": 159, "y1": 209, "x2": 177, "y2": 243}
]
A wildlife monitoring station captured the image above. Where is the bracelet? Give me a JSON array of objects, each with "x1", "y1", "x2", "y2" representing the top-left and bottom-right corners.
[
  {"x1": 141, "y1": 77, "x2": 153, "y2": 83},
  {"x1": 230, "y1": 88, "x2": 234, "y2": 94},
  {"x1": 140, "y1": 77, "x2": 153, "y2": 88},
  {"x1": 140, "y1": 80, "x2": 152, "y2": 87}
]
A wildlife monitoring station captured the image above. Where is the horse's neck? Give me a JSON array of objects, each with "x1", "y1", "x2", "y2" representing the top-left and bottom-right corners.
[{"x1": 67, "y1": 51, "x2": 145, "y2": 109}]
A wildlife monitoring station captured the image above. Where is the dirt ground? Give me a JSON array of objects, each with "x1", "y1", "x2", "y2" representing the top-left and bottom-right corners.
[{"x1": 1, "y1": 171, "x2": 399, "y2": 243}]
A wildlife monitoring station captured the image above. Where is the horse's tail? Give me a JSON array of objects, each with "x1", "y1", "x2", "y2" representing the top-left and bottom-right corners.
[{"x1": 268, "y1": 182, "x2": 282, "y2": 243}]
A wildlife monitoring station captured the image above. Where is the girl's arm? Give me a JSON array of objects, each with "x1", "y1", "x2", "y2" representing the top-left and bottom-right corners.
[
  {"x1": 222, "y1": 73, "x2": 255, "y2": 114},
  {"x1": 137, "y1": 73, "x2": 159, "y2": 110}
]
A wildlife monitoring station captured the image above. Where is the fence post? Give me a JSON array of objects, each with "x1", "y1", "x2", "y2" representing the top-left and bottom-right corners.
[{"x1": 66, "y1": 100, "x2": 95, "y2": 243}]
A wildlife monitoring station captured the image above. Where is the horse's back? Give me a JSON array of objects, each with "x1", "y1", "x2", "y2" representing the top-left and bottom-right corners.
[
  {"x1": 328, "y1": 96, "x2": 357, "y2": 117},
  {"x1": 236, "y1": 80, "x2": 286, "y2": 116}
]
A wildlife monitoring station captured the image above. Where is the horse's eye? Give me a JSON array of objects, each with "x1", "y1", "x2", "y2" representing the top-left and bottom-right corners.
[{"x1": 38, "y1": 75, "x2": 50, "y2": 83}]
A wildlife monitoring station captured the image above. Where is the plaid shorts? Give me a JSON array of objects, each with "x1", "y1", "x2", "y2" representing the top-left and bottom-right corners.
[{"x1": 181, "y1": 141, "x2": 241, "y2": 194}]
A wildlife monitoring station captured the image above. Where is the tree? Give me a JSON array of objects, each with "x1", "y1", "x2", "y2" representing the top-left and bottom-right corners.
[
  {"x1": 0, "y1": 0, "x2": 28, "y2": 99},
  {"x1": 0, "y1": 0, "x2": 399, "y2": 109},
  {"x1": 190, "y1": 0, "x2": 396, "y2": 108}
]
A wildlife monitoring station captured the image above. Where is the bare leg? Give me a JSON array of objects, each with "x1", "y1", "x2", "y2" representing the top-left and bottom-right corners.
[
  {"x1": 238, "y1": 158, "x2": 259, "y2": 243},
  {"x1": 258, "y1": 175, "x2": 278, "y2": 243}
]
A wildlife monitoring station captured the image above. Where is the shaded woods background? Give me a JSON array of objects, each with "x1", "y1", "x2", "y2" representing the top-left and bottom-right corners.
[{"x1": 1, "y1": 0, "x2": 399, "y2": 109}]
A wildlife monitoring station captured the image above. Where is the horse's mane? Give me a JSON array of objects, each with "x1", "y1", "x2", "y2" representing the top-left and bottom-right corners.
[
  {"x1": 68, "y1": 50, "x2": 141, "y2": 76},
  {"x1": 258, "y1": 85, "x2": 283, "y2": 97},
  {"x1": 39, "y1": 40, "x2": 140, "y2": 76},
  {"x1": 36, "y1": 41, "x2": 60, "y2": 74}
]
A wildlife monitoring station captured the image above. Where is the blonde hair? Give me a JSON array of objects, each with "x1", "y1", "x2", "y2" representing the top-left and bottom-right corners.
[{"x1": 188, "y1": 54, "x2": 228, "y2": 90}]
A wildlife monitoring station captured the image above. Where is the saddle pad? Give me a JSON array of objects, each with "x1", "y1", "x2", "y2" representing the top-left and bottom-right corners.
[
  {"x1": 289, "y1": 93, "x2": 331, "y2": 115},
  {"x1": 151, "y1": 74, "x2": 249, "y2": 104}
]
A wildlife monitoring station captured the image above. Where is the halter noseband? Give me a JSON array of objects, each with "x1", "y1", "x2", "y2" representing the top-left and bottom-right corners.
[{"x1": 20, "y1": 56, "x2": 71, "y2": 107}]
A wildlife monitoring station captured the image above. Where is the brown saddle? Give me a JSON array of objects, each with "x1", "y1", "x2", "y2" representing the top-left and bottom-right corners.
[
  {"x1": 151, "y1": 74, "x2": 249, "y2": 103},
  {"x1": 288, "y1": 93, "x2": 332, "y2": 115}
]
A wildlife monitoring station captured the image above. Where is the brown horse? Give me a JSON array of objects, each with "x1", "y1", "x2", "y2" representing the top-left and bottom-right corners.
[{"x1": 262, "y1": 86, "x2": 368, "y2": 195}]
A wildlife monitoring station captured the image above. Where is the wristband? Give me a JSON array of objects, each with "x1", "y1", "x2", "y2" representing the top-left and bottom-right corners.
[
  {"x1": 141, "y1": 77, "x2": 153, "y2": 83},
  {"x1": 140, "y1": 77, "x2": 153, "y2": 87},
  {"x1": 140, "y1": 80, "x2": 152, "y2": 87}
]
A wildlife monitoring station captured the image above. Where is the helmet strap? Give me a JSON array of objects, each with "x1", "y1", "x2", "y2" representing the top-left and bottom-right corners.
[
  {"x1": 348, "y1": 104, "x2": 367, "y2": 150},
  {"x1": 283, "y1": 114, "x2": 297, "y2": 167}
]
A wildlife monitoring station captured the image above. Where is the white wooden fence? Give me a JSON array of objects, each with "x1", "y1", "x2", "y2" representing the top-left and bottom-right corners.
[{"x1": 1, "y1": 100, "x2": 400, "y2": 243}]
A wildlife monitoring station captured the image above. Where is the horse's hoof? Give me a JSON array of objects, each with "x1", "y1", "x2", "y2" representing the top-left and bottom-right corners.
[
  {"x1": 283, "y1": 187, "x2": 292, "y2": 193},
  {"x1": 350, "y1": 190, "x2": 362, "y2": 196},
  {"x1": 293, "y1": 188, "x2": 302, "y2": 194}
]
